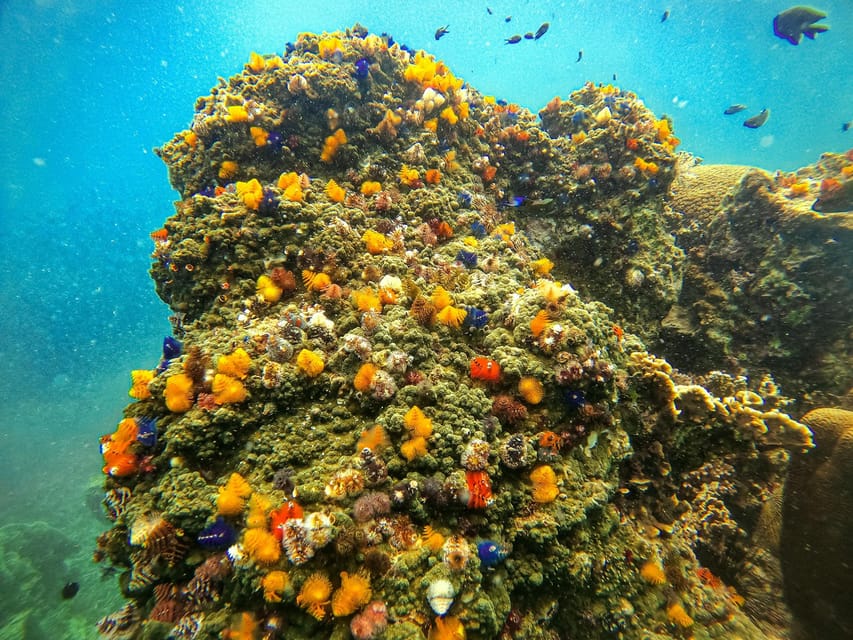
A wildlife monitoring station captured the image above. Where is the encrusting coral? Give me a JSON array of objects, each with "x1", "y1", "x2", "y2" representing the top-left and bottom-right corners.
[{"x1": 93, "y1": 24, "x2": 834, "y2": 640}]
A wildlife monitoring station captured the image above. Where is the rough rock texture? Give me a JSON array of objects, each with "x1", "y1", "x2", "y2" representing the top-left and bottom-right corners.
[
  {"x1": 92, "y1": 26, "x2": 830, "y2": 640},
  {"x1": 782, "y1": 408, "x2": 853, "y2": 639}
]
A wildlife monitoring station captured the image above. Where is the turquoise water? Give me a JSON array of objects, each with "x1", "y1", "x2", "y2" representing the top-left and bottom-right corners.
[{"x1": 0, "y1": 0, "x2": 850, "y2": 637}]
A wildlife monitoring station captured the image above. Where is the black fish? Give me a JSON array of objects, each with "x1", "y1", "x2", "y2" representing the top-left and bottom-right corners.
[
  {"x1": 504, "y1": 35, "x2": 522, "y2": 44},
  {"x1": 612, "y1": 72, "x2": 618, "y2": 81},
  {"x1": 743, "y1": 108, "x2": 770, "y2": 129},
  {"x1": 62, "y1": 582, "x2": 80, "y2": 600},
  {"x1": 524, "y1": 32, "x2": 535, "y2": 39},
  {"x1": 534, "y1": 22, "x2": 550, "y2": 39},
  {"x1": 505, "y1": 15, "x2": 512, "y2": 22},
  {"x1": 773, "y1": 6, "x2": 829, "y2": 45},
  {"x1": 812, "y1": 179, "x2": 853, "y2": 213},
  {"x1": 487, "y1": 7, "x2": 493, "y2": 15},
  {"x1": 576, "y1": 50, "x2": 583, "y2": 62},
  {"x1": 724, "y1": 104, "x2": 747, "y2": 115},
  {"x1": 434, "y1": 25, "x2": 449, "y2": 40},
  {"x1": 843, "y1": 121, "x2": 851, "y2": 132},
  {"x1": 661, "y1": 10, "x2": 670, "y2": 22}
]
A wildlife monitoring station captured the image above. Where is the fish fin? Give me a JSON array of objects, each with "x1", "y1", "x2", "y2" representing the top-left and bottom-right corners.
[{"x1": 804, "y1": 24, "x2": 829, "y2": 38}]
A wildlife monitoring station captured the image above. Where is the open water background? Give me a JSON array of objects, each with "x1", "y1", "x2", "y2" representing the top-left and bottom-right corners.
[{"x1": 0, "y1": 0, "x2": 850, "y2": 636}]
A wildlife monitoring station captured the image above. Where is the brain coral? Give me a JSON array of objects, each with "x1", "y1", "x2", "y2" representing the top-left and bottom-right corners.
[
  {"x1": 782, "y1": 408, "x2": 853, "y2": 638},
  {"x1": 668, "y1": 162, "x2": 754, "y2": 224}
]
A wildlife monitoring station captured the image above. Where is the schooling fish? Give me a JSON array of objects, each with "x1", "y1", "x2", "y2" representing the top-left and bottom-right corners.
[
  {"x1": 434, "y1": 25, "x2": 449, "y2": 40},
  {"x1": 724, "y1": 104, "x2": 747, "y2": 115},
  {"x1": 773, "y1": 5, "x2": 829, "y2": 45},
  {"x1": 661, "y1": 9, "x2": 670, "y2": 22},
  {"x1": 743, "y1": 108, "x2": 770, "y2": 129},
  {"x1": 524, "y1": 32, "x2": 535, "y2": 39},
  {"x1": 505, "y1": 34, "x2": 522, "y2": 44},
  {"x1": 534, "y1": 22, "x2": 550, "y2": 39},
  {"x1": 576, "y1": 50, "x2": 583, "y2": 62},
  {"x1": 843, "y1": 121, "x2": 851, "y2": 132}
]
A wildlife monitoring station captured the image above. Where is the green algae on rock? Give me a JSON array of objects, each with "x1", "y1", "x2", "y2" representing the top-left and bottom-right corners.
[{"x1": 96, "y1": 26, "x2": 818, "y2": 640}]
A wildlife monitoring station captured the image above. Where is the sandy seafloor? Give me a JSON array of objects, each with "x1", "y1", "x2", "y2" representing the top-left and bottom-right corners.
[{"x1": 0, "y1": 0, "x2": 850, "y2": 638}]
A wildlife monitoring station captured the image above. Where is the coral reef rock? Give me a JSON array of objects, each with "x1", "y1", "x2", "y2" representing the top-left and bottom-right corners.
[
  {"x1": 95, "y1": 26, "x2": 834, "y2": 640},
  {"x1": 782, "y1": 408, "x2": 853, "y2": 639}
]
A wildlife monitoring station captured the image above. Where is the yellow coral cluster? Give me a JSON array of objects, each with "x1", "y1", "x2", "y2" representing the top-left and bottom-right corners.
[
  {"x1": 218, "y1": 348, "x2": 251, "y2": 379},
  {"x1": 360, "y1": 180, "x2": 382, "y2": 195},
  {"x1": 243, "y1": 525, "x2": 280, "y2": 565},
  {"x1": 403, "y1": 51, "x2": 464, "y2": 93},
  {"x1": 256, "y1": 274, "x2": 283, "y2": 303},
  {"x1": 164, "y1": 372, "x2": 194, "y2": 412},
  {"x1": 666, "y1": 602, "x2": 693, "y2": 627},
  {"x1": 219, "y1": 160, "x2": 238, "y2": 180},
  {"x1": 129, "y1": 369, "x2": 154, "y2": 399},
  {"x1": 362, "y1": 229, "x2": 394, "y2": 254},
  {"x1": 261, "y1": 571, "x2": 289, "y2": 603},
  {"x1": 241, "y1": 493, "x2": 280, "y2": 565},
  {"x1": 321, "y1": 128, "x2": 347, "y2": 163},
  {"x1": 217, "y1": 472, "x2": 252, "y2": 516},
  {"x1": 303, "y1": 270, "x2": 332, "y2": 292},
  {"x1": 530, "y1": 257, "x2": 554, "y2": 276},
  {"x1": 634, "y1": 157, "x2": 659, "y2": 175},
  {"x1": 399, "y1": 165, "x2": 420, "y2": 187},
  {"x1": 401, "y1": 405, "x2": 433, "y2": 461},
  {"x1": 249, "y1": 126, "x2": 268, "y2": 147},
  {"x1": 640, "y1": 560, "x2": 666, "y2": 585},
  {"x1": 210, "y1": 348, "x2": 249, "y2": 404},
  {"x1": 297, "y1": 572, "x2": 333, "y2": 620},
  {"x1": 247, "y1": 51, "x2": 283, "y2": 72},
  {"x1": 518, "y1": 377, "x2": 544, "y2": 404},
  {"x1": 296, "y1": 349, "x2": 325, "y2": 377},
  {"x1": 226, "y1": 105, "x2": 249, "y2": 123},
  {"x1": 529, "y1": 465, "x2": 559, "y2": 503},
  {"x1": 326, "y1": 179, "x2": 346, "y2": 202},
  {"x1": 236, "y1": 178, "x2": 264, "y2": 209},
  {"x1": 212, "y1": 373, "x2": 247, "y2": 404},
  {"x1": 436, "y1": 305, "x2": 467, "y2": 328},
  {"x1": 429, "y1": 615, "x2": 465, "y2": 640},
  {"x1": 331, "y1": 570, "x2": 372, "y2": 616},
  {"x1": 277, "y1": 171, "x2": 304, "y2": 202},
  {"x1": 318, "y1": 37, "x2": 343, "y2": 59}
]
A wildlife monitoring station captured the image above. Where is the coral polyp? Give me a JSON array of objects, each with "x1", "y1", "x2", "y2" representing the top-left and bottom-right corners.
[{"x1": 95, "y1": 24, "x2": 824, "y2": 640}]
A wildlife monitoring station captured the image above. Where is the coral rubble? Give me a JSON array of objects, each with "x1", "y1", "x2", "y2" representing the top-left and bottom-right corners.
[{"x1": 95, "y1": 25, "x2": 841, "y2": 640}]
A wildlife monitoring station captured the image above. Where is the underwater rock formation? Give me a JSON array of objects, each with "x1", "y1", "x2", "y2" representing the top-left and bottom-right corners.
[
  {"x1": 666, "y1": 155, "x2": 853, "y2": 404},
  {"x1": 95, "y1": 25, "x2": 832, "y2": 640},
  {"x1": 782, "y1": 408, "x2": 853, "y2": 639}
]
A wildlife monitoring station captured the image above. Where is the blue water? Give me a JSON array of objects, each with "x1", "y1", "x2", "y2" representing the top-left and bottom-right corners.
[{"x1": 0, "y1": 0, "x2": 850, "y2": 637}]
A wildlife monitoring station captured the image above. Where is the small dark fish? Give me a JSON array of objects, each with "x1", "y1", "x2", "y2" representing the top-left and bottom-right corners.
[
  {"x1": 612, "y1": 72, "x2": 618, "y2": 81},
  {"x1": 524, "y1": 32, "x2": 535, "y2": 39},
  {"x1": 576, "y1": 50, "x2": 583, "y2": 62},
  {"x1": 743, "y1": 108, "x2": 770, "y2": 129},
  {"x1": 505, "y1": 34, "x2": 522, "y2": 44},
  {"x1": 812, "y1": 179, "x2": 853, "y2": 213},
  {"x1": 843, "y1": 121, "x2": 851, "y2": 132},
  {"x1": 661, "y1": 10, "x2": 670, "y2": 22},
  {"x1": 434, "y1": 25, "x2": 449, "y2": 40},
  {"x1": 62, "y1": 582, "x2": 80, "y2": 600},
  {"x1": 487, "y1": 7, "x2": 493, "y2": 15},
  {"x1": 505, "y1": 15, "x2": 512, "y2": 22},
  {"x1": 773, "y1": 5, "x2": 829, "y2": 45},
  {"x1": 534, "y1": 22, "x2": 550, "y2": 39},
  {"x1": 724, "y1": 104, "x2": 747, "y2": 115}
]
